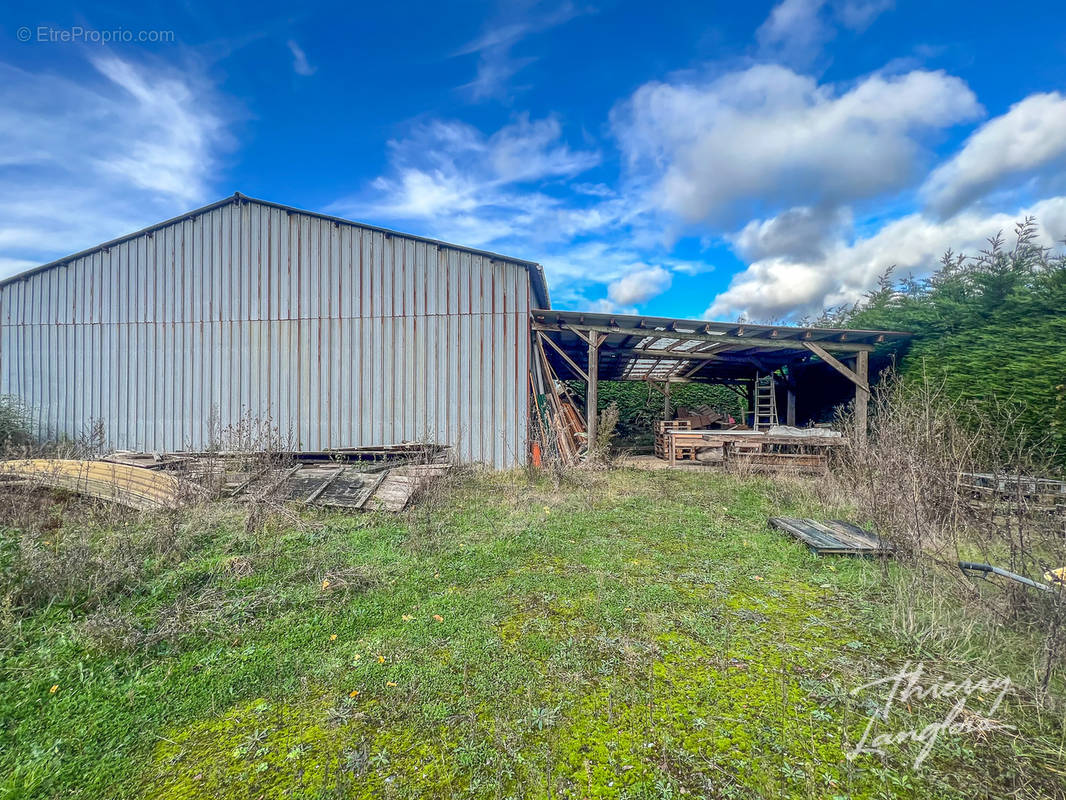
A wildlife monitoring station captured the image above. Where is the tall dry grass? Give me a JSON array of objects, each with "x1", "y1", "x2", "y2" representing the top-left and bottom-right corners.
[{"x1": 829, "y1": 372, "x2": 1066, "y2": 693}]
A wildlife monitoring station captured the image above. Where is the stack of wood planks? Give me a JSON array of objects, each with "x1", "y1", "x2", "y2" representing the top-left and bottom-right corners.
[
  {"x1": 959, "y1": 472, "x2": 1066, "y2": 516},
  {"x1": 200, "y1": 456, "x2": 452, "y2": 512},
  {"x1": 530, "y1": 341, "x2": 587, "y2": 464},
  {"x1": 675, "y1": 406, "x2": 725, "y2": 429}
]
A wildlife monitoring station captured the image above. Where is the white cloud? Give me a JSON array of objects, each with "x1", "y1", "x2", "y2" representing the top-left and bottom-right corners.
[
  {"x1": 585, "y1": 297, "x2": 638, "y2": 315},
  {"x1": 607, "y1": 265, "x2": 672, "y2": 305},
  {"x1": 923, "y1": 92, "x2": 1066, "y2": 217},
  {"x1": 757, "y1": 0, "x2": 829, "y2": 63},
  {"x1": 333, "y1": 113, "x2": 705, "y2": 310},
  {"x1": 0, "y1": 55, "x2": 231, "y2": 280},
  {"x1": 331, "y1": 114, "x2": 604, "y2": 250},
  {"x1": 756, "y1": 0, "x2": 893, "y2": 63},
  {"x1": 730, "y1": 205, "x2": 851, "y2": 262},
  {"x1": 612, "y1": 65, "x2": 980, "y2": 230},
  {"x1": 90, "y1": 56, "x2": 226, "y2": 202},
  {"x1": 287, "y1": 40, "x2": 316, "y2": 76},
  {"x1": 834, "y1": 0, "x2": 894, "y2": 30},
  {"x1": 706, "y1": 196, "x2": 1066, "y2": 321}
]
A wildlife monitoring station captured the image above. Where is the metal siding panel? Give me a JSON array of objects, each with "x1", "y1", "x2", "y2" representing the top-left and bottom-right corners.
[
  {"x1": 516, "y1": 270, "x2": 531, "y2": 466},
  {"x1": 404, "y1": 315, "x2": 415, "y2": 442},
  {"x1": 449, "y1": 307, "x2": 461, "y2": 458},
  {"x1": 375, "y1": 314, "x2": 386, "y2": 446},
  {"x1": 503, "y1": 267, "x2": 518, "y2": 466},
  {"x1": 355, "y1": 317, "x2": 368, "y2": 445},
  {"x1": 360, "y1": 229, "x2": 371, "y2": 319},
  {"x1": 308, "y1": 217, "x2": 321, "y2": 321},
  {"x1": 428, "y1": 311, "x2": 441, "y2": 446},
  {"x1": 493, "y1": 287, "x2": 505, "y2": 468},
  {"x1": 340, "y1": 317, "x2": 352, "y2": 446}
]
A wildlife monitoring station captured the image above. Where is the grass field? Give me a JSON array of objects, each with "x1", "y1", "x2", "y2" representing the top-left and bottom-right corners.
[{"x1": 1, "y1": 468, "x2": 1064, "y2": 799}]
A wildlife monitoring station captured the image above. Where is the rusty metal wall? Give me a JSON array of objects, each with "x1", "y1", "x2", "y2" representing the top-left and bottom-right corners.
[{"x1": 0, "y1": 198, "x2": 533, "y2": 467}]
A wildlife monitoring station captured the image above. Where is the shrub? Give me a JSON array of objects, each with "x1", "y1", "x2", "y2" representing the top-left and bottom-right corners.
[
  {"x1": 837, "y1": 218, "x2": 1066, "y2": 466},
  {"x1": 0, "y1": 395, "x2": 33, "y2": 449}
]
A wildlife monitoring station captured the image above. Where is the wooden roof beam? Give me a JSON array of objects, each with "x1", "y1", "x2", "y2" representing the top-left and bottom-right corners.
[
  {"x1": 537, "y1": 330, "x2": 589, "y2": 383},
  {"x1": 803, "y1": 342, "x2": 870, "y2": 392},
  {"x1": 533, "y1": 322, "x2": 874, "y2": 353}
]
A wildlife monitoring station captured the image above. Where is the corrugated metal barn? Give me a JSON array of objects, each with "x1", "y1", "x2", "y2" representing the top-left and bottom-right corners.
[{"x1": 0, "y1": 194, "x2": 549, "y2": 468}]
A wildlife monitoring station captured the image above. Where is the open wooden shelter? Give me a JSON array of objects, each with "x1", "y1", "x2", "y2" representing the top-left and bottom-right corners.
[{"x1": 531, "y1": 309, "x2": 911, "y2": 450}]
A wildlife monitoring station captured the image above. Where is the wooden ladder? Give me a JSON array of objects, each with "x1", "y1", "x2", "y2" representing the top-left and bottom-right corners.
[{"x1": 754, "y1": 374, "x2": 778, "y2": 431}]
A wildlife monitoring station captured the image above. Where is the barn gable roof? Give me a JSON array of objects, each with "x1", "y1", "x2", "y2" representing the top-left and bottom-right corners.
[{"x1": 0, "y1": 192, "x2": 552, "y2": 308}]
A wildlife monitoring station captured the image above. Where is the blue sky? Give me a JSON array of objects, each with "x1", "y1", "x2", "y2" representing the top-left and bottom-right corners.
[{"x1": 2, "y1": 1, "x2": 1065, "y2": 321}]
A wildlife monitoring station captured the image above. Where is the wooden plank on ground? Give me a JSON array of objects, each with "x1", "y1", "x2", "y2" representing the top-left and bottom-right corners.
[
  {"x1": 768, "y1": 516, "x2": 893, "y2": 556},
  {"x1": 364, "y1": 464, "x2": 451, "y2": 512},
  {"x1": 316, "y1": 470, "x2": 385, "y2": 509}
]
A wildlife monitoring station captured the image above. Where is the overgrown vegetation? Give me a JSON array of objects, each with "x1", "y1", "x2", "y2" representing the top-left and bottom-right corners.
[
  {"x1": 834, "y1": 374, "x2": 1066, "y2": 690},
  {"x1": 2, "y1": 468, "x2": 1063, "y2": 799},
  {"x1": 0, "y1": 396, "x2": 33, "y2": 449},
  {"x1": 830, "y1": 218, "x2": 1066, "y2": 466}
]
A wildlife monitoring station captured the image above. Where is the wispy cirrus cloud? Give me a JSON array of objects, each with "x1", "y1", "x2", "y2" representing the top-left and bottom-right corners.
[
  {"x1": 454, "y1": 2, "x2": 589, "y2": 102},
  {"x1": 336, "y1": 112, "x2": 704, "y2": 310},
  {"x1": 0, "y1": 53, "x2": 232, "y2": 279},
  {"x1": 757, "y1": 0, "x2": 894, "y2": 64},
  {"x1": 286, "y1": 40, "x2": 316, "y2": 76},
  {"x1": 331, "y1": 113, "x2": 602, "y2": 245}
]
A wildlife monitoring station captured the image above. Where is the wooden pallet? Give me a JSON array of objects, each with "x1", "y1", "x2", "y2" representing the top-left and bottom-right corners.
[
  {"x1": 769, "y1": 517, "x2": 894, "y2": 556},
  {"x1": 655, "y1": 419, "x2": 692, "y2": 433}
]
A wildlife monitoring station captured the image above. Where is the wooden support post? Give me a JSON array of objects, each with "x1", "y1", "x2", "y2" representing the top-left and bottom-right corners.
[
  {"x1": 786, "y1": 387, "x2": 796, "y2": 427},
  {"x1": 587, "y1": 333, "x2": 599, "y2": 456},
  {"x1": 855, "y1": 349, "x2": 869, "y2": 442},
  {"x1": 663, "y1": 381, "x2": 671, "y2": 419}
]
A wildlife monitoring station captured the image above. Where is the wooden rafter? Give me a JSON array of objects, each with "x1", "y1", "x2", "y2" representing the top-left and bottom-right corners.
[{"x1": 537, "y1": 331, "x2": 589, "y2": 382}]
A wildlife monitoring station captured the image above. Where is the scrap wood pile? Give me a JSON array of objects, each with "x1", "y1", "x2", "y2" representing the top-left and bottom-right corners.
[
  {"x1": 0, "y1": 444, "x2": 452, "y2": 513},
  {"x1": 529, "y1": 343, "x2": 587, "y2": 464},
  {"x1": 655, "y1": 425, "x2": 845, "y2": 473},
  {"x1": 959, "y1": 471, "x2": 1066, "y2": 517},
  {"x1": 769, "y1": 516, "x2": 894, "y2": 557},
  {"x1": 675, "y1": 405, "x2": 728, "y2": 429},
  {"x1": 654, "y1": 420, "x2": 693, "y2": 460}
]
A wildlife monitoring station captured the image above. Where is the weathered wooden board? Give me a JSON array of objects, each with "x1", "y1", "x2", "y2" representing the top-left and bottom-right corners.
[
  {"x1": 316, "y1": 470, "x2": 385, "y2": 509},
  {"x1": 769, "y1": 517, "x2": 894, "y2": 556},
  {"x1": 0, "y1": 459, "x2": 188, "y2": 511},
  {"x1": 30, "y1": 453, "x2": 453, "y2": 514},
  {"x1": 364, "y1": 464, "x2": 452, "y2": 512}
]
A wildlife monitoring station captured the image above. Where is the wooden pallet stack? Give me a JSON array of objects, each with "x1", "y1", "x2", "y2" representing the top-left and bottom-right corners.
[{"x1": 654, "y1": 420, "x2": 692, "y2": 460}]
